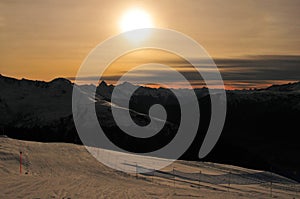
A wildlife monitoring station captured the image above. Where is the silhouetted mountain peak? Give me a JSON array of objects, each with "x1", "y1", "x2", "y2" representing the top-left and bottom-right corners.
[
  {"x1": 266, "y1": 81, "x2": 300, "y2": 92},
  {"x1": 99, "y1": 80, "x2": 108, "y2": 87},
  {"x1": 50, "y1": 78, "x2": 72, "y2": 85},
  {"x1": 0, "y1": 74, "x2": 18, "y2": 83},
  {"x1": 0, "y1": 75, "x2": 73, "y2": 88}
]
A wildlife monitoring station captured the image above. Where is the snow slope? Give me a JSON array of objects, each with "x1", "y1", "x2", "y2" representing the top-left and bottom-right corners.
[{"x1": 0, "y1": 137, "x2": 299, "y2": 199}]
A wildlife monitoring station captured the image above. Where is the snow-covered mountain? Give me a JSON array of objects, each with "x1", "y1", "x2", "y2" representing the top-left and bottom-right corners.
[
  {"x1": 0, "y1": 75, "x2": 73, "y2": 128},
  {"x1": 1, "y1": 74, "x2": 299, "y2": 132},
  {"x1": 0, "y1": 75, "x2": 176, "y2": 141},
  {"x1": 1, "y1": 74, "x2": 300, "y2": 182}
]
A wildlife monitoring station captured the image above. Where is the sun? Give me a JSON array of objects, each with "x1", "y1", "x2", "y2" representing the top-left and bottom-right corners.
[{"x1": 120, "y1": 8, "x2": 154, "y2": 32}]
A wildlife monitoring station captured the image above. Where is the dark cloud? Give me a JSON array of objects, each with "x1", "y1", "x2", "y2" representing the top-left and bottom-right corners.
[
  {"x1": 215, "y1": 55, "x2": 300, "y2": 80},
  {"x1": 67, "y1": 55, "x2": 300, "y2": 88}
]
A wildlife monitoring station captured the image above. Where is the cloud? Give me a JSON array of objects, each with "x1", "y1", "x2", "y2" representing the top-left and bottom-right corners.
[
  {"x1": 214, "y1": 55, "x2": 300, "y2": 80},
  {"x1": 68, "y1": 55, "x2": 300, "y2": 89}
]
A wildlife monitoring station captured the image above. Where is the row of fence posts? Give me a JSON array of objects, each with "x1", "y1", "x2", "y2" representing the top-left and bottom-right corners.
[
  {"x1": 132, "y1": 163, "x2": 299, "y2": 198},
  {"x1": 134, "y1": 164, "x2": 231, "y2": 191},
  {"x1": 17, "y1": 149, "x2": 299, "y2": 198}
]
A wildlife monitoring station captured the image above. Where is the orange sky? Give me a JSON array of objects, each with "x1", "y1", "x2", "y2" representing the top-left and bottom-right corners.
[{"x1": 0, "y1": 0, "x2": 299, "y2": 89}]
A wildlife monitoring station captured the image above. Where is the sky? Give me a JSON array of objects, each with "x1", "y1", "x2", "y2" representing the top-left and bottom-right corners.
[{"x1": 0, "y1": 0, "x2": 299, "y2": 89}]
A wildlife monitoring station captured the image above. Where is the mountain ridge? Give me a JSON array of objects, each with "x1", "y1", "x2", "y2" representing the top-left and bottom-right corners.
[
  {"x1": 1, "y1": 73, "x2": 300, "y2": 92},
  {"x1": 0, "y1": 74, "x2": 300, "y2": 182}
]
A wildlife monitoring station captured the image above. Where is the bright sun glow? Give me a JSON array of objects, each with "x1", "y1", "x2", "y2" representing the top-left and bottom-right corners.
[{"x1": 120, "y1": 8, "x2": 153, "y2": 32}]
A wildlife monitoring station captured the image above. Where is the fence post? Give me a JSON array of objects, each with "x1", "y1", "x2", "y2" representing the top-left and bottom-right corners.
[
  {"x1": 199, "y1": 170, "x2": 201, "y2": 190},
  {"x1": 228, "y1": 171, "x2": 231, "y2": 192},
  {"x1": 136, "y1": 163, "x2": 138, "y2": 179},
  {"x1": 19, "y1": 151, "x2": 22, "y2": 174},
  {"x1": 173, "y1": 167, "x2": 175, "y2": 188},
  {"x1": 123, "y1": 160, "x2": 126, "y2": 173},
  {"x1": 151, "y1": 169, "x2": 154, "y2": 182}
]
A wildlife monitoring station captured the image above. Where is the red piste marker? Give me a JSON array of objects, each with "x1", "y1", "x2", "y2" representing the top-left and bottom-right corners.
[{"x1": 19, "y1": 151, "x2": 22, "y2": 174}]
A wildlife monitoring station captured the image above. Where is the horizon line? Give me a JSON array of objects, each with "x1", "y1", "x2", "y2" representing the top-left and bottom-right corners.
[{"x1": 1, "y1": 73, "x2": 299, "y2": 91}]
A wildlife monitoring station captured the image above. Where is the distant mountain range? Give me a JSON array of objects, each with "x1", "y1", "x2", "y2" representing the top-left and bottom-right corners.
[{"x1": 0, "y1": 74, "x2": 300, "y2": 182}]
